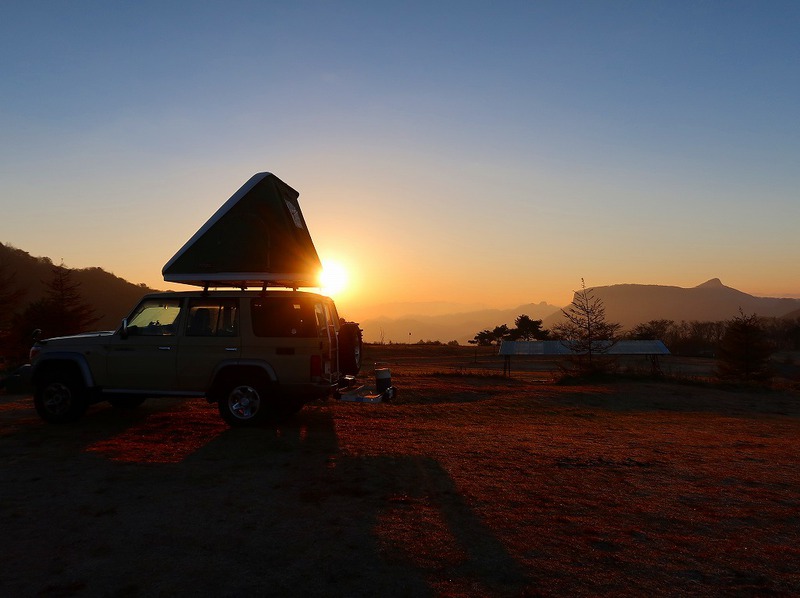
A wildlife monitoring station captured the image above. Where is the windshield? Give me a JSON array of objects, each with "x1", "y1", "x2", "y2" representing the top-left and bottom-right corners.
[{"x1": 126, "y1": 298, "x2": 182, "y2": 336}]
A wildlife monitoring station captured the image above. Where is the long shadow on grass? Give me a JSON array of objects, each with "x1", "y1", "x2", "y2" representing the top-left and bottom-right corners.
[
  {"x1": 0, "y1": 402, "x2": 535, "y2": 596},
  {"x1": 0, "y1": 392, "x2": 165, "y2": 448},
  {"x1": 338, "y1": 454, "x2": 535, "y2": 595},
  {"x1": 184, "y1": 407, "x2": 535, "y2": 595}
]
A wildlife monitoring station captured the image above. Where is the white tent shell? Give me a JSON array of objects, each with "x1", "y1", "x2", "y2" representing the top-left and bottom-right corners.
[{"x1": 162, "y1": 172, "x2": 322, "y2": 289}]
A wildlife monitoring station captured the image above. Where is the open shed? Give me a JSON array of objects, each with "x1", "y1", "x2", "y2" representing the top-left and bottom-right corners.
[{"x1": 499, "y1": 340, "x2": 670, "y2": 376}]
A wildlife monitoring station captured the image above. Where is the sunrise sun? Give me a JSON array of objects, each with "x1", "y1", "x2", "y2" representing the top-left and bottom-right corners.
[{"x1": 319, "y1": 259, "x2": 348, "y2": 297}]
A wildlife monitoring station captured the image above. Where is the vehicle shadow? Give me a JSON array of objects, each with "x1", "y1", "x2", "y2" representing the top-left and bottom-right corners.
[
  {"x1": 0, "y1": 392, "x2": 166, "y2": 444},
  {"x1": 183, "y1": 407, "x2": 534, "y2": 595},
  {"x1": 0, "y1": 401, "x2": 536, "y2": 596}
]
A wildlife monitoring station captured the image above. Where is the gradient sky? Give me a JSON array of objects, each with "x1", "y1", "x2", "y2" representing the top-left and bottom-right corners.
[{"x1": 1, "y1": 1, "x2": 798, "y2": 319}]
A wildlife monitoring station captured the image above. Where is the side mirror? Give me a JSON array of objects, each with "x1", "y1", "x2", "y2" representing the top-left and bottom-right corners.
[
  {"x1": 120, "y1": 318, "x2": 128, "y2": 340},
  {"x1": 32, "y1": 328, "x2": 42, "y2": 342}
]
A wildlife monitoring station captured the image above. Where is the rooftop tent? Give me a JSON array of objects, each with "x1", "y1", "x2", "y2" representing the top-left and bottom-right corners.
[{"x1": 162, "y1": 173, "x2": 322, "y2": 288}]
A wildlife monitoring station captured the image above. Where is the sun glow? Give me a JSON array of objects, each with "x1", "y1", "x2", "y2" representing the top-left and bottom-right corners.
[{"x1": 319, "y1": 259, "x2": 349, "y2": 297}]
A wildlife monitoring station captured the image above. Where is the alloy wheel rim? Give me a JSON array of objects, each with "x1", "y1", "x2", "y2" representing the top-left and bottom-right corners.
[
  {"x1": 43, "y1": 383, "x2": 72, "y2": 415},
  {"x1": 228, "y1": 385, "x2": 261, "y2": 420}
]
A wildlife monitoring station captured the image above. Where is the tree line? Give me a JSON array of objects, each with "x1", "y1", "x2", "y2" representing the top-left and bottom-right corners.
[
  {"x1": 471, "y1": 313, "x2": 800, "y2": 356},
  {"x1": 470, "y1": 279, "x2": 799, "y2": 384}
]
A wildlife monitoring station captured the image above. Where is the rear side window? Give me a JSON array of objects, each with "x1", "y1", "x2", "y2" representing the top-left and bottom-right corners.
[
  {"x1": 186, "y1": 299, "x2": 239, "y2": 337},
  {"x1": 251, "y1": 297, "x2": 317, "y2": 338}
]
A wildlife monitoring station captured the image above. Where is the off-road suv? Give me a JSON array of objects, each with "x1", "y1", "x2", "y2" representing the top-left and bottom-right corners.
[{"x1": 29, "y1": 290, "x2": 362, "y2": 426}]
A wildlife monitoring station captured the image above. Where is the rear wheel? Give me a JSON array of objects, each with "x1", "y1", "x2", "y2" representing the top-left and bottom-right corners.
[
  {"x1": 338, "y1": 322, "x2": 363, "y2": 376},
  {"x1": 217, "y1": 377, "x2": 271, "y2": 427},
  {"x1": 34, "y1": 369, "x2": 88, "y2": 423}
]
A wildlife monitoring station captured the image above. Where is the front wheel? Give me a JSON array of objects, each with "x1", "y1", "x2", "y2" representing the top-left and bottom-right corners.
[{"x1": 34, "y1": 371, "x2": 88, "y2": 423}]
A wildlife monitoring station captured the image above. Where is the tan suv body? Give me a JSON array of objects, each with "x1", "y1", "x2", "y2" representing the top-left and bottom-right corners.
[{"x1": 29, "y1": 290, "x2": 361, "y2": 426}]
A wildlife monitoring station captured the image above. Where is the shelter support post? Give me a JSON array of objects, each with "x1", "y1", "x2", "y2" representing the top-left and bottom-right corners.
[
  {"x1": 649, "y1": 354, "x2": 662, "y2": 376},
  {"x1": 503, "y1": 355, "x2": 511, "y2": 377}
]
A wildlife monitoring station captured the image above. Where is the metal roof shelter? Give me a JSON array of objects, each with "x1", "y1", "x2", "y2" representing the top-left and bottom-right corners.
[
  {"x1": 162, "y1": 172, "x2": 322, "y2": 289},
  {"x1": 499, "y1": 340, "x2": 670, "y2": 376},
  {"x1": 499, "y1": 340, "x2": 670, "y2": 356}
]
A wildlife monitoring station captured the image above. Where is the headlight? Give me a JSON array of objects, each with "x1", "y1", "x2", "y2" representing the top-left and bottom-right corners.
[{"x1": 29, "y1": 345, "x2": 41, "y2": 362}]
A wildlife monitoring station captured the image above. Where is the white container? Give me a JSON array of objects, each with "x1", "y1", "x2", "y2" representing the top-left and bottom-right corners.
[{"x1": 375, "y1": 367, "x2": 392, "y2": 393}]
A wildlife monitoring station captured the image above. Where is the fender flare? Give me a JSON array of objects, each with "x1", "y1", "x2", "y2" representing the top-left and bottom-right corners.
[
  {"x1": 31, "y1": 353, "x2": 95, "y2": 388},
  {"x1": 207, "y1": 360, "x2": 279, "y2": 402}
]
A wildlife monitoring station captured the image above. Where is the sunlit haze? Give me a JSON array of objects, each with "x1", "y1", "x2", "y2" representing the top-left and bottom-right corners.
[
  {"x1": 319, "y1": 259, "x2": 350, "y2": 299},
  {"x1": 1, "y1": 3, "x2": 799, "y2": 321}
]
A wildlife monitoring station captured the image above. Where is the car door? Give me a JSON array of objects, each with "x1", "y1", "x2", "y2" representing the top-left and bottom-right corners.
[
  {"x1": 176, "y1": 298, "x2": 241, "y2": 391},
  {"x1": 105, "y1": 298, "x2": 182, "y2": 392}
]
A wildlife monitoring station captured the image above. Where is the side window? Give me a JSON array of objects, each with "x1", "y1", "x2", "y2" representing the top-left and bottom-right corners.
[
  {"x1": 314, "y1": 304, "x2": 327, "y2": 337},
  {"x1": 251, "y1": 297, "x2": 316, "y2": 338},
  {"x1": 185, "y1": 299, "x2": 239, "y2": 337},
  {"x1": 323, "y1": 303, "x2": 337, "y2": 338},
  {"x1": 126, "y1": 299, "x2": 182, "y2": 336},
  {"x1": 314, "y1": 303, "x2": 336, "y2": 342}
]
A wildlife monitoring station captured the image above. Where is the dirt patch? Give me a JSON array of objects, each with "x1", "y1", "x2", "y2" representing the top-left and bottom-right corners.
[{"x1": 2, "y1": 345, "x2": 799, "y2": 596}]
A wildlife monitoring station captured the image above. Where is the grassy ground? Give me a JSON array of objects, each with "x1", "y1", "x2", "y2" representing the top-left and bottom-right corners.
[{"x1": 1, "y1": 345, "x2": 799, "y2": 596}]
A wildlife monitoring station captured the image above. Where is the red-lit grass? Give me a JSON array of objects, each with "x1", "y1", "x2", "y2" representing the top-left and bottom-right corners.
[
  {"x1": 330, "y1": 379, "x2": 800, "y2": 596},
  {"x1": 1, "y1": 344, "x2": 798, "y2": 596},
  {"x1": 85, "y1": 399, "x2": 227, "y2": 463}
]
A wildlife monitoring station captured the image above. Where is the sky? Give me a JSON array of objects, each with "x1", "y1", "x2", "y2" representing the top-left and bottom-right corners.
[{"x1": 1, "y1": 1, "x2": 798, "y2": 319}]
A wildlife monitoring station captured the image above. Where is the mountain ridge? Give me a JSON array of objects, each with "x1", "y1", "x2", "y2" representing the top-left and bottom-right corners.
[
  {"x1": 539, "y1": 279, "x2": 800, "y2": 331},
  {"x1": 1, "y1": 242, "x2": 159, "y2": 330},
  {"x1": 365, "y1": 279, "x2": 800, "y2": 344},
  {"x1": 4, "y1": 243, "x2": 799, "y2": 344}
]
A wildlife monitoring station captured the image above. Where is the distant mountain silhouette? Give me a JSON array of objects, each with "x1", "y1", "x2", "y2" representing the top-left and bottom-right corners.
[
  {"x1": 362, "y1": 279, "x2": 800, "y2": 344},
  {"x1": 1, "y1": 242, "x2": 159, "y2": 330},
  {"x1": 354, "y1": 300, "x2": 493, "y2": 321},
  {"x1": 361, "y1": 302, "x2": 561, "y2": 345},
  {"x1": 783, "y1": 308, "x2": 800, "y2": 320},
  {"x1": 542, "y1": 279, "x2": 800, "y2": 330}
]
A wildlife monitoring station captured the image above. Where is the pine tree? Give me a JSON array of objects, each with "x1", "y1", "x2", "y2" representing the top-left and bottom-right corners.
[
  {"x1": 507, "y1": 315, "x2": 550, "y2": 341},
  {"x1": 13, "y1": 263, "x2": 102, "y2": 343},
  {"x1": 715, "y1": 310, "x2": 772, "y2": 384},
  {"x1": 0, "y1": 260, "x2": 25, "y2": 329},
  {"x1": 41, "y1": 263, "x2": 102, "y2": 337},
  {"x1": 0, "y1": 260, "x2": 26, "y2": 362}
]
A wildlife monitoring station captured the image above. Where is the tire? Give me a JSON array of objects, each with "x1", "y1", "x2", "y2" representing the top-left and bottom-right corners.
[
  {"x1": 217, "y1": 376, "x2": 271, "y2": 427},
  {"x1": 338, "y1": 322, "x2": 363, "y2": 376},
  {"x1": 109, "y1": 397, "x2": 146, "y2": 409},
  {"x1": 34, "y1": 369, "x2": 88, "y2": 423}
]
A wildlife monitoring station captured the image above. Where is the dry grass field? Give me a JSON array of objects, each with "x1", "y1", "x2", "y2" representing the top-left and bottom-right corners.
[{"x1": 1, "y1": 345, "x2": 799, "y2": 597}]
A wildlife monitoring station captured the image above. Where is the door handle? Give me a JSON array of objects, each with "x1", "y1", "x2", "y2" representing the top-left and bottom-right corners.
[
  {"x1": 158, "y1": 346, "x2": 171, "y2": 351},
  {"x1": 225, "y1": 347, "x2": 239, "y2": 352}
]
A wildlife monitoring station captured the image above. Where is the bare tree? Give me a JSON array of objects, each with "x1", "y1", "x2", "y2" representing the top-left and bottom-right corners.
[{"x1": 553, "y1": 279, "x2": 621, "y2": 365}]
